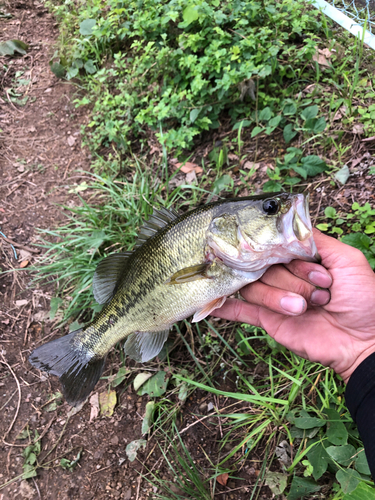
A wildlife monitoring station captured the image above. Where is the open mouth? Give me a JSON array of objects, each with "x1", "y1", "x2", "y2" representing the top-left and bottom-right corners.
[{"x1": 291, "y1": 194, "x2": 321, "y2": 262}]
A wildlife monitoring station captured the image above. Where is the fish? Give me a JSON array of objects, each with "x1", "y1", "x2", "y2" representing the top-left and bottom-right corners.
[{"x1": 29, "y1": 192, "x2": 319, "y2": 406}]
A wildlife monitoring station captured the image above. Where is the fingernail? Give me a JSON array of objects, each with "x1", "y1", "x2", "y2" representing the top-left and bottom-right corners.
[
  {"x1": 280, "y1": 296, "x2": 306, "y2": 314},
  {"x1": 311, "y1": 289, "x2": 330, "y2": 306},
  {"x1": 308, "y1": 271, "x2": 332, "y2": 288}
]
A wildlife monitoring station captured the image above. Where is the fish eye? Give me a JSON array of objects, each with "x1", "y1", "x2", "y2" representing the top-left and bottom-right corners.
[{"x1": 262, "y1": 198, "x2": 279, "y2": 215}]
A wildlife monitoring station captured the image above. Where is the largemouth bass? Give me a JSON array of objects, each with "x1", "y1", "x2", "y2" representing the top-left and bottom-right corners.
[{"x1": 29, "y1": 192, "x2": 319, "y2": 406}]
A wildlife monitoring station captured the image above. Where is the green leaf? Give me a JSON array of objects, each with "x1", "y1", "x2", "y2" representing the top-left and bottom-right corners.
[
  {"x1": 354, "y1": 449, "x2": 371, "y2": 475},
  {"x1": 313, "y1": 116, "x2": 327, "y2": 132},
  {"x1": 325, "y1": 408, "x2": 348, "y2": 445},
  {"x1": 262, "y1": 180, "x2": 282, "y2": 192},
  {"x1": 66, "y1": 66, "x2": 79, "y2": 80},
  {"x1": 178, "y1": 382, "x2": 188, "y2": 403},
  {"x1": 341, "y1": 233, "x2": 372, "y2": 252},
  {"x1": 268, "y1": 115, "x2": 282, "y2": 128},
  {"x1": 16, "y1": 428, "x2": 30, "y2": 440},
  {"x1": 0, "y1": 39, "x2": 28, "y2": 56},
  {"x1": 259, "y1": 107, "x2": 272, "y2": 121},
  {"x1": 334, "y1": 164, "x2": 350, "y2": 185},
  {"x1": 50, "y1": 63, "x2": 66, "y2": 78},
  {"x1": 316, "y1": 223, "x2": 329, "y2": 231},
  {"x1": 142, "y1": 401, "x2": 155, "y2": 434},
  {"x1": 133, "y1": 372, "x2": 153, "y2": 392},
  {"x1": 49, "y1": 297, "x2": 63, "y2": 320},
  {"x1": 283, "y1": 103, "x2": 297, "y2": 115},
  {"x1": 265, "y1": 472, "x2": 288, "y2": 495},
  {"x1": 291, "y1": 165, "x2": 307, "y2": 180},
  {"x1": 294, "y1": 411, "x2": 326, "y2": 430},
  {"x1": 324, "y1": 206, "x2": 337, "y2": 219},
  {"x1": 336, "y1": 469, "x2": 361, "y2": 494},
  {"x1": 84, "y1": 59, "x2": 96, "y2": 74},
  {"x1": 22, "y1": 464, "x2": 37, "y2": 479},
  {"x1": 301, "y1": 105, "x2": 318, "y2": 121},
  {"x1": 190, "y1": 108, "x2": 200, "y2": 123},
  {"x1": 138, "y1": 371, "x2": 168, "y2": 397},
  {"x1": 183, "y1": 5, "x2": 199, "y2": 25},
  {"x1": 79, "y1": 19, "x2": 96, "y2": 36},
  {"x1": 232, "y1": 120, "x2": 252, "y2": 130},
  {"x1": 251, "y1": 126, "x2": 263, "y2": 137},
  {"x1": 326, "y1": 444, "x2": 356, "y2": 466},
  {"x1": 306, "y1": 440, "x2": 330, "y2": 480},
  {"x1": 283, "y1": 124, "x2": 297, "y2": 143},
  {"x1": 300, "y1": 155, "x2": 327, "y2": 176},
  {"x1": 69, "y1": 320, "x2": 83, "y2": 332},
  {"x1": 343, "y1": 481, "x2": 375, "y2": 499},
  {"x1": 111, "y1": 366, "x2": 129, "y2": 388},
  {"x1": 125, "y1": 439, "x2": 147, "y2": 462},
  {"x1": 287, "y1": 476, "x2": 320, "y2": 500},
  {"x1": 213, "y1": 175, "x2": 232, "y2": 194}
]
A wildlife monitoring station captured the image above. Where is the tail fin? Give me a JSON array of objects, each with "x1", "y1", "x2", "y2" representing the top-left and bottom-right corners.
[{"x1": 29, "y1": 330, "x2": 106, "y2": 407}]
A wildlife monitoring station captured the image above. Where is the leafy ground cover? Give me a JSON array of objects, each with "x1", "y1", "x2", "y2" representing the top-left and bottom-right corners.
[{"x1": 1, "y1": 0, "x2": 375, "y2": 498}]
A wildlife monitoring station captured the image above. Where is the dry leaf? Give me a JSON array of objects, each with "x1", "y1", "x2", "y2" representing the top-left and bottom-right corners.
[
  {"x1": 15, "y1": 299, "x2": 28, "y2": 307},
  {"x1": 33, "y1": 310, "x2": 48, "y2": 322},
  {"x1": 18, "y1": 249, "x2": 32, "y2": 261},
  {"x1": 20, "y1": 260, "x2": 29, "y2": 268},
  {"x1": 333, "y1": 106, "x2": 346, "y2": 121},
  {"x1": 353, "y1": 123, "x2": 364, "y2": 135},
  {"x1": 89, "y1": 393, "x2": 99, "y2": 422},
  {"x1": 67, "y1": 135, "x2": 76, "y2": 147},
  {"x1": 217, "y1": 473, "x2": 229, "y2": 486},
  {"x1": 243, "y1": 161, "x2": 260, "y2": 170},
  {"x1": 186, "y1": 170, "x2": 197, "y2": 184},
  {"x1": 320, "y1": 48, "x2": 332, "y2": 58},
  {"x1": 228, "y1": 153, "x2": 239, "y2": 161},
  {"x1": 176, "y1": 161, "x2": 203, "y2": 174},
  {"x1": 99, "y1": 390, "x2": 117, "y2": 417},
  {"x1": 312, "y1": 48, "x2": 332, "y2": 67}
]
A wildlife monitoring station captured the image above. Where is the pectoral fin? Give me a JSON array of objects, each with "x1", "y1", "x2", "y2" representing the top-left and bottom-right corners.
[
  {"x1": 192, "y1": 296, "x2": 227, "y2": 323},
  {"x1": 124, "y1": 329, "x2": 170, "y2": 363},
  {"x1": 165, "y1": 263, "x2": 211, "y2": 285}
]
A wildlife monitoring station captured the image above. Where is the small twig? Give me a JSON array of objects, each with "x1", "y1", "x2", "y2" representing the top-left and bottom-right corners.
[
  {"x1": 16, "y1": 11, "x2": 25, "y2": 37},
  {"x1": 135, "y1": 470, "x2": 143, "y2": 500},
  {"x1": 312, "y1": 187, "x2": 324, "y2": 226},
  {"x1": 5, "y1": 89, "x2": 24, "y2": 114},
  {"x1": 0, "y1": 357, "x2": 21, "y2": 443},
  {"x1": 63, "y1": 159, "x2": 73, "y2": 180},
  {"x1": 6, "y1": 180, "x2": 26, "y2": 198},
  {"x1": 32, "y1": 477, "x2": 42, "y2": 500},
  {"x1": 90, "y1": 464, "x2": 113, "y2": 476},
  {"x1": 215, "y1": 485, "x2": 250, "y2": 495},
  {"x1": 0, "y1": 233, "x2": 40, "y2": 254}
]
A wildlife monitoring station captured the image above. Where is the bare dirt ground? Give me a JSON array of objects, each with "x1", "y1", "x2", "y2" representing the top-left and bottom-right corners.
[{"x1": 1, "y1": 3, "x2": 375, "y2": 500}]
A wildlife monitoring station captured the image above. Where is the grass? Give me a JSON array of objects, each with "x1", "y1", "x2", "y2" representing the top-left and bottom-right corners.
[{"x1": 30, "y1": 0, "x2": 375, "y2": 498}]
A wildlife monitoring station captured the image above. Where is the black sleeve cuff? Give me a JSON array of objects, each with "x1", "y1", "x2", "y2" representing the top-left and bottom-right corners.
[{"x1": 346, "y1": 351, "x2": 375, "y2": 477}]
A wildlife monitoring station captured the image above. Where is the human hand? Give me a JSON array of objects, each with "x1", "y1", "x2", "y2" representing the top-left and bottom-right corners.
[{"x1": 212, "y1": 230, "x2": 375, "y2": 383}]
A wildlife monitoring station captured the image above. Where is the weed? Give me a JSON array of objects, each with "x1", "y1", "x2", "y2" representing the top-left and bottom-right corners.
[
  {"x1": 317, "y1": 203, "x2": 375, "y2": 269},
  {"x1": 46, "y1": 0, "x2": 330, "y2": 152}
]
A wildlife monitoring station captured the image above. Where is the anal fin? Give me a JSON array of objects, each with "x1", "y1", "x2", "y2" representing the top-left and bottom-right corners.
[
  {"x1": 124, "y1": 329, "x2": 170, "y2": 363},
  {"x1": 192, "y1": 296, "x2": 227, "y2": 323}
]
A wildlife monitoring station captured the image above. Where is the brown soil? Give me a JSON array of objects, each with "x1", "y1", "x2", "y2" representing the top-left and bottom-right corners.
[{"x1": 1, "y1": 2, "x2": 375, "y2": 500}]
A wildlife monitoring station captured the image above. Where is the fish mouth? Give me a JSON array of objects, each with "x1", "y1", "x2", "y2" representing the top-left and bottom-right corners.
[{"x1": 283, "y1": 194, "x2": 320, "y2": 263}]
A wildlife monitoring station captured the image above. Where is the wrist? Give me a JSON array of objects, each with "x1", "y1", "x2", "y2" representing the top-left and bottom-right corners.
[{"x1": 338, "y1": 344, "x2": 375, "y2": 384}]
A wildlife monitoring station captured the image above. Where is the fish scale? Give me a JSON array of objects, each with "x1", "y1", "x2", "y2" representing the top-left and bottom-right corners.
[{"x1": 29, "y1": 193, "x2": 319, "y2": 406}]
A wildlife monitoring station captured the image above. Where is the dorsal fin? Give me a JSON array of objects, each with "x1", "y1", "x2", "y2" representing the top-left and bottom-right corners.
[
  {"x1": 134, "y1": 206, "x2": 179, "y2": 248},
  {"x1": 93, "y1": 252, "x2": 132, "y2": 304}
]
